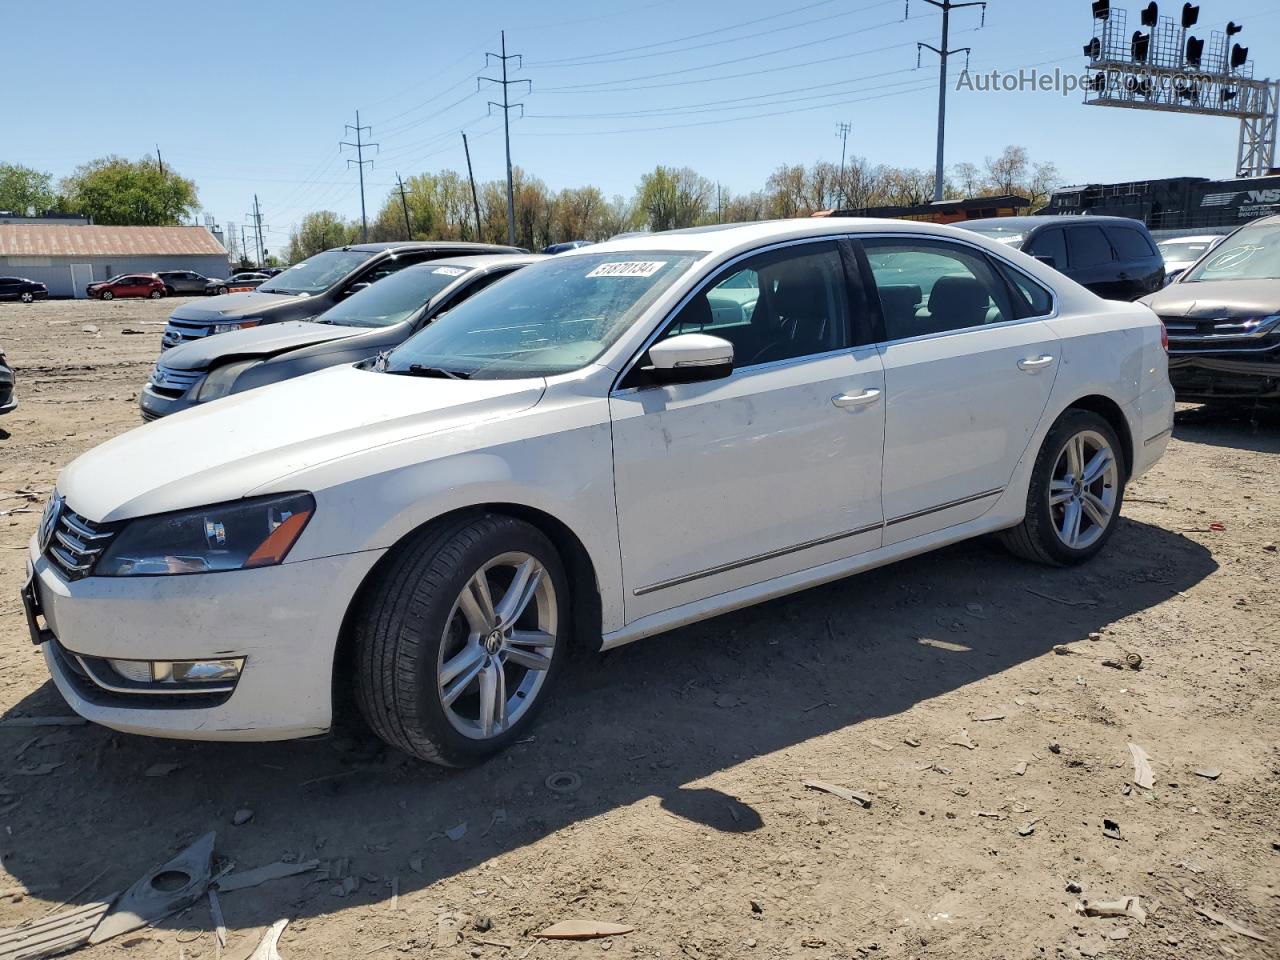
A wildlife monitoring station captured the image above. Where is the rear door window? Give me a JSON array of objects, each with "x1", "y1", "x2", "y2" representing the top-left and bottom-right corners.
[
  {"x1": 1108, "y1": 227, "x2": 1157, "y2": 259},
  {"x1": 1026, "y1": 228, "x2": 1067, "y2": 267},
  {"x1": 1067, "y1": 227, "x2": 1114, "y2": 268}
]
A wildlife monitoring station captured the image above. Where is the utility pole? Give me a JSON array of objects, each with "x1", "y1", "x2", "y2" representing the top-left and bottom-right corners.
[
  {"x1": 462, "y1": 132, "x2": 483, "y2": 241},
  {"x1": 915, "y1": 0, "x2": 985, "y2": 201},
  {"x1": 396, "y1": 172, "x2": 413, "y2": 241},
  {"x1": 835, "y1": 121, "x2": 851, "y2": 209},
  {"x1": 480, "y1": 31, "x2": 531, "y2": 246},
  {"x1": 244, "y1": 196, "x2": 267, "y2": 267},
  {"x1": 240, "y1": 225, "x2": 249, "y2": 267},
  {"x1": 716, "y1": 182, "x2": 722, "y2": 224},
  {"x1": 155, "y1": 145, "x2": 164, "y2": 177},
  {"x1": 341, "y1": 110, "x2": 379, "y2": 243}
]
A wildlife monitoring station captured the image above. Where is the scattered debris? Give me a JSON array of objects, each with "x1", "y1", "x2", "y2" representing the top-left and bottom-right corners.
[
  {"x1": 1027, "y1": 588, "x2": 1096, "y2": 607},
  {"x1": 15, "y1": 763, "x2": 61, "y2": 776},
  {"x1": 947, "y1": 730, "x2": 977, "y2": 750},
  {"x1": 1075, "y1": 896, "x2": 1147, "y2": 923},
  {"x1": 409, "y1": 857, "x2": 424, "y2": 874},
  {"x1": 1066, "y1": 881, "x2": 1084, "y2": 894},
  {"x1": 750, "y1": 900, "x2": 763, "y2": 914},
  {"x1": 1018, "y1": 818, "x2": 1042, "y2": 836},
  {"x1": 80, "y1": 325, "x2": 99, "y2": 334},
  {"x1": 0, "y1": 900, "x2": 112, "y2": 960},
  {"x1": 1108, "y1": 927, "x2": 1131, "y2": 940},
  {"x1": 1128, "y1": 743, "x2": 1155, "y2": 790},
  {"x1": 1013, "y1": 761, "x2": 1029, "y2": 777},
  {"x1": 1175, "y1": 860, "x2": 1205, "y2": 874},
  {"x1": 120, "y1": 328, "x2": 146, "y2": 335},
  {"x1": 545, "y1": 771, "x2": 581, "y2": 794},
  {"x1": 964, "y1": 602, "x2": 987, "y2": 618},
  {"x1": 232, "y1": 808, "x2": 255, "y2": 826},
  {"x1": 217, "y1": 859, "x2": 320, "y2": 893},
  {"x1": 952, "y1": 786, "x2": 970, "y2": 797},
  {"x1": 1048, "y1": 742, "x2": 1062, "y2": 754},
  {"x1": 535, "y1": 921, "x2": 634, "y2": 940},
  {"x1": 903, "y1": 738, "x2": 921, "y2": 748},
  {"x1": 247, "y1": 919, "x2": 290, "y2": 960},
  {"x1": 91, "y1": 832, "x2": 216, "y2": 945},
  {"x1": 975, "y1": 811, "x2": 1003, "y2": 820},
  {"x1": 1193, "y1": 906, "x2": 1267, "y2": 942},
  {"x1": 975, "y1": 712, "x2": 1005, "y2": 722},
  {"x1": 917, "y1": 637, "x2": 971, "y2": 652},
  {"x1": 436, "y1": 911, "x2": 470, "y2": 948},
  {"x1": 1101, "y1": 653, "x2": 1143, "y2": 671},
  {"x1": 802, "y1": 780, "x2": 871, "y2": 808},
  {"x1": 1193, "y1": 768, "x2": 1221, "y2": 781},
  {"x1": 143, "y1": 763, "x2": 182, "y2": 778},
  {"x1": 445, "y1": 822, "x2": 468, "y2": 842},
  {"x1": 1102, "y1": 819, "x2": 1123, "y2": 841},
  {"x1": 207, "y1": 889, "x2": 227, "y2": 949},
  {"x1": 866, "y1": 737, "x2": 894, "y2": 752}
]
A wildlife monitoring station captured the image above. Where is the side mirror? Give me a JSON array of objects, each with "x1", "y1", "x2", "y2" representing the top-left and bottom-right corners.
[
  {"x1": 644, "y1": 333, "x2": 734, "y2": 385},
  {"x1": 344, "y1": 282, "x2": 371, "y2": 297},
  {"x1": 1033, "y1": 254, "x2": 1058, "y2": 269}
]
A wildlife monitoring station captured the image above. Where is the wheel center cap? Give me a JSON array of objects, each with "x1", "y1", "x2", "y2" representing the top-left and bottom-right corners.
[
  {"x1": 1073, "y1": 479, "x2": 1083, "y2": 497},
  {"x1": 484, "y1": 630, "x2": 503, "y2": 654}
]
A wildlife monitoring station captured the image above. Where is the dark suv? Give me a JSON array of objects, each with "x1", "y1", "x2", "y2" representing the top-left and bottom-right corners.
[
  {"x1": 160, "y1": 241, "x2": 522, "y2": 351},
  {"x1": 959, "y1": 216, "x2": 1165, "y2": 300},
  {"x1": 156, "y1": 271, "x2": 216, "y2": 296}
]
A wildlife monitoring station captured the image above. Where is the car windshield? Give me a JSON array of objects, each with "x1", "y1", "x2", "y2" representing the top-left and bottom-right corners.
[
  {"x1": 383, "y1": 251, "x2": 701, "y2": 379},
  {"x1": 959, "y1": 223, "x2": 1025, "y2": 248},
  {"x1": 105, "y1": 275, "x2": 126, "y2": 284},
  {"x1": 315, "y1": 264, "x2": 473, "y2": 328},
  {"x1": 1158, "y1": 239, "x2": 1215, "y2": 262},
  {"x1": 260, "y1": 249, "x2": 371, "y2": 295},
  {"x1": 1182, "y1": 225, "x2": 1280, "y2": 282}
]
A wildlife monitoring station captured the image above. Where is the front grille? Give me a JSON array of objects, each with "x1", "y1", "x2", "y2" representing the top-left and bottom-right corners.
[
  {"x1": 45, "y1": 504, "x2": 116, "y2": 581},
  {"x1": 1162, "y1": 314, "x2": 1280, "y2": 353},
  {"x1": 148, "y1": 363, "x2": 203, "y2": 399},
  {"x1": 160, "y1": 320, "x2": 212, "y2": 351}
]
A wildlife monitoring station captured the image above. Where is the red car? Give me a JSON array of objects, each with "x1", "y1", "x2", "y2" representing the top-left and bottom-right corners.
[{"x1": 87, "y1": 274, "x2": 166, "y2": 300}]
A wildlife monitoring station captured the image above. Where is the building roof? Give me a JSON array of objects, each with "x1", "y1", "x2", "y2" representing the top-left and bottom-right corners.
[{"x1": 0, "y1": 224, "x2": 226, "y2": 258}]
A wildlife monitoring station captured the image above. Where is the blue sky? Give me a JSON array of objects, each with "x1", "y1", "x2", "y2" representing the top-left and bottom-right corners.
[{"x1": 7, "y1": 0, "x2": 1279, "y2": 249}]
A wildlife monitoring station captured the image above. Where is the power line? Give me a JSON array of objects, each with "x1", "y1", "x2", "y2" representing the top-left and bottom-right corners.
[
  {"x1": 341, "y1": 110, "x2": 379, "y2": 243},
  {"x1": 479, "y1": 31, "x2": 530, "y2": 246}
]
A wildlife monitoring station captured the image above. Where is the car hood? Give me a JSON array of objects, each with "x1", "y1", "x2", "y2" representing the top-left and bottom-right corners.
[
  {"x1": 1142, "y1": 279, "x2": 1280, "y2": 317},
  {"x1": 161, "y1": 321, "x2": 362, "y2": 370},
  {"x1": 59, "y1": 365, "x2": 546, "y2": 523},
  {"x1": 168, "y1": 290, "x2": 303, "y2": 321}
]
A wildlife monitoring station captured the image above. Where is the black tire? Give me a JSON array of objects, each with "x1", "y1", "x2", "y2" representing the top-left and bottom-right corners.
[
  {"x1": 101, "y1": 290, "x2": 113, "y2": 301},
  {"x1": 353, "y1": 514, "x2": 570, "y2": 766},
  {"x1": 216, "y1": 285, "x2": 229, "y2": 296},
  {"x1": 1000, "y1": 408, "x2": 1126, "y2": 566}
]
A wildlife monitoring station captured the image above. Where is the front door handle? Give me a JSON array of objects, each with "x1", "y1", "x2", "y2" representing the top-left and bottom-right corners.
[
  {"x1": 832, "y1": 388, "x2": 882, "y2": 408},
  {"x1": 1017, "y1": 355, "x2": 1055, "y2": 371}
]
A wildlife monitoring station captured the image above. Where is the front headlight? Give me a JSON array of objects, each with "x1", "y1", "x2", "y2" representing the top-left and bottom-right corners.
[
  {"x1": 212, "y1": 317, "x2": 262, "y2": 334},
  {"x1": 195, "y1": 359, "x2": 259, "y2": 402},
  {"x1": 95, "y1": 493, "x2": 315, "y2": 576}
]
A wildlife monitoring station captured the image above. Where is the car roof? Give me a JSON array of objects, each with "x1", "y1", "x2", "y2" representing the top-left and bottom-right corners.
[
  {"x1": 406, "y1": 253, "x2": 549, "y2": 272},
  {"x1": 338, "y1": 240, "x2": 525, "y2": 254},
  {"x1": 1157, "y1": 234, "x2": 1222, "y2": 242},
  {"x1": 961, "y1": 215, "x2": 1148, "y2": 230}
]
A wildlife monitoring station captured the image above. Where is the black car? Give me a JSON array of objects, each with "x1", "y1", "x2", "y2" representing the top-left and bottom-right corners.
[
  {"x1": 959, "y1": 216, "x2": 1165, "y2": 300},
  {"x1": 0, "y1": 277, "x2": 48, "y2": 303},
  {"x1": 0, "y1": 351, "x2": 14, "y2": 414},
  {"x1": 1141, "y1": 215, "x2": 1280, "y2": 406},
  {"x1": 161, "y1": 241, "x2": 522, "y2": 352}
]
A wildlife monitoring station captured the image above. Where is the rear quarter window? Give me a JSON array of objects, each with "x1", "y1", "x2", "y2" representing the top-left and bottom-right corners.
[
  {"x1": 1067, "y1": 226, "x2": 1114, "y2": 268},
  {"x1": 1108, "y1": 228, "x2": 1158, "y2": 259}
]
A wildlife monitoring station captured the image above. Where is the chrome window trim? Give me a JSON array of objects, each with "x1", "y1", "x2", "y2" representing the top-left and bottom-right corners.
[{"x1": 857, "y1": 231, "x2": 1061, "y2": 348}]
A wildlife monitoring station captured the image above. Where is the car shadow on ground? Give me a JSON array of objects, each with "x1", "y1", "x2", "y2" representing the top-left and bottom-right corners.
[
  {"x1": 0, "y1": 517, "x2": 1215, "y2": 935},
  {"x1": 1173, "y1": 403, "x2": 1280, "y2": 454}
]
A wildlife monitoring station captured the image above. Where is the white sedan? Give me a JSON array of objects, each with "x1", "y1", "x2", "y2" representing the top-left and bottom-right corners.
[{"x1": 23, "y1": 219, "x2": 1174, "y2": 765}]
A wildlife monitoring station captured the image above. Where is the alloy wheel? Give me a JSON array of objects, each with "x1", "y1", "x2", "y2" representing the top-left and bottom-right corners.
[
  {"x1": 436, "y1": 552, "x2": 558, "y2": 740},
  {"x1": 20, "y1": 292, "x2": 32, "y2": 303},
  {"x1": 1048, "y1": 429, "x2": 1118, "y2": 550}
]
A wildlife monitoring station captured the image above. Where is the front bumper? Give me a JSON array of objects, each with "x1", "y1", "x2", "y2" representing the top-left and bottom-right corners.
[
  {"x1": 1168, "y1": 353, "x2": 1280, "y2": 401},
  {"x1": 139, "y1": 382, "x2": 200, "y2": 421},
  {"x1": 26, "y1": 538, "x2": 383, "y2": 742}
]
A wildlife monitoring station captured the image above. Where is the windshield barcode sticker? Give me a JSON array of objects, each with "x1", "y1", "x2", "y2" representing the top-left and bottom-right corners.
[
  {"x1": 587, "y1": 261, "x2": 667, "y2": 278},
  {"x1": 433, "y1": 266, "x2": 467, "y2": 276}
]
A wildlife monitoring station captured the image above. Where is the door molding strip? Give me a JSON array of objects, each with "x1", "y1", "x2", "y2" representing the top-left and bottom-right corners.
[{"x1": 884, "y1": 487, "x2": 1004, "y2": 527}]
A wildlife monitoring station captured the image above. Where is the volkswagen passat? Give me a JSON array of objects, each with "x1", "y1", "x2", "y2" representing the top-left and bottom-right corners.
[{"x1": 23, "y1": 219, "x2": 1174, "y2": 766}]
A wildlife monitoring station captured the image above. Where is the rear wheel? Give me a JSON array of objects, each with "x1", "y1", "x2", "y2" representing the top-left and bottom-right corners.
[
  {"x1": 1001, "y1": 409, "x2": 1126, "y2": 566},
  {"x1": 353, "y1": 515, "x2": 569, "y2": 766},
  {"x1": 216, "y1": 285, "x2": 228, "y2": 296},
  {"x1": 101, "y1": 290, "x2": 113, "y2": 301}
]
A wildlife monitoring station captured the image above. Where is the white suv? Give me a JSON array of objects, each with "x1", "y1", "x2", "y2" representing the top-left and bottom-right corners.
[{"x1": 24, "y1": 219, "x2": 1174, "y2": 766}]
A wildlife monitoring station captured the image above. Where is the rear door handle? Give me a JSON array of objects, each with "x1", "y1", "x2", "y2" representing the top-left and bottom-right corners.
[
  {"x1": 832, "y1": 388, "x2": 882, "y2": 408},
  {"x1": 1017, "y1": 355, "x2": 1055, "y2": 371}
]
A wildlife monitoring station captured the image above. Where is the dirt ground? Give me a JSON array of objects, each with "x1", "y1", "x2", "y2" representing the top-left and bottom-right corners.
[{"x1": 0, "y1": 297, "x2": 1276, "y2": 960}]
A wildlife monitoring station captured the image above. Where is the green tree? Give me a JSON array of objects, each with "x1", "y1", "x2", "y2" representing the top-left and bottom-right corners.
[
  {"x1": 285, "y1": 211, "x2": 354, "y2": 262},
  {"x1": 0, "y1": 164, "x2": 58, "y2": 215},
  {"x1": 59, "y1": 155, "x2": 198, "y2": 225},
  {"x1": 635, "y1": 166, "x2": 713, "y2": 231}
]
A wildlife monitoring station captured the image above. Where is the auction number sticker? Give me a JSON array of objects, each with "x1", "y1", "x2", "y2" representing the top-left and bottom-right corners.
[
  {"x1": 433, "y1": 266, "x2": 467, "y2": 276},
  {"x1": 587, "y1": 260, "x2": 667, "y2": 278}
]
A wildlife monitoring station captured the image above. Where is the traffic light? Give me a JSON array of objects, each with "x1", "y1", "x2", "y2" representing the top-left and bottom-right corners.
[
  {"x1": 1185, "y1": 35, "x2": 1204, "y2": 67},
  {"x1": 1181, "y1": 3, "x2": 1199, "y2": 28},
  {"x1": 1230, "y1": 43, "x2": 1248, "y2": 69},
  {"x1": 1090, "y1": 72, "x2": 1108, "y2": 92},
  {"x1": 1141, "y1": 2, "x2": 1158, "y2": 27},
  {"x1": 1176, "y1": 80, "x2": 1200, "y2": 101},
  {"x1": 1131, "y1": 30, "x2": 1151, "y2": 62},
  {"x1": 1221, "y1": 87, "x2": 1237, "y2": 102},
  {"x1": 1084, "y1": 37, "x2": 1102, "y2": 58},
  {"x1": 1226, "y1": 21, "x2": 1243, "y2": 36},
  {"x1": 1091, "y1": 0, "x2": 1110, "y2": 21}
]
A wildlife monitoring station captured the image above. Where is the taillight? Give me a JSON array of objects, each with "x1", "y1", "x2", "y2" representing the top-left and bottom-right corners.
[{"x1": 1160, "y1": 321, "x2": 1169, "y2": 353}]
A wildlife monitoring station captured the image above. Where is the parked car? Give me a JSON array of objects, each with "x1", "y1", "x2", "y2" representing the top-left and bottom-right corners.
[
  {"x1": 87, "y1": 274, "x2": 166, "y2": 300},
  {"x1": 23, "y1": 219, "x2": 1173, "y2": 765},
  {"x1": 141, "y1": 254, "x2": 543, "y2": 420},
  {"x1": 0, "y1": 351, "x2": 16, "y2": 413},
  {"x1": 0, "y1": 276, "x2": 48, "y2": 303},
  {"x1": 1141, "y1": 214, "x2": 1280, "y2": 405},
  {"x1": 542, "y1": 240, "x2": 592, "y2": 254},
  {"x1": 161, "y1": 241, "x2": 522, "y2": 351},
  {"x1": 156, "y1": 271, "x2": 216, "y2": 296},
  {"x1": 958, "y1": 216, "x2": 1165, "y2": 300},
  {"x1": 1156, "y1": 234, "x2": 1224, "y2": 283}
]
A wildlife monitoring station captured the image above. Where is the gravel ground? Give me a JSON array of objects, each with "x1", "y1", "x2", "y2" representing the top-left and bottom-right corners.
[{"x1": 0, "y1": 297, "x2": 1276, "y2": 960}]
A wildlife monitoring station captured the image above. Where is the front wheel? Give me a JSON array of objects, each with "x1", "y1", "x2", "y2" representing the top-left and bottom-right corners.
[
  {"x1": 19, "y1": 292, "x2": 33, "y2": 303},
  {"x1": 1001, "y1": 409, "x2": 1126, "y2": 566},
  {"x1": 149, "y1": 289, "x2": 162, "y2": 299},
  {"x1": 216, "y1": 285, "x2": 228, "y2": 296},
  {"x1": 353, "y1": 514, "x2": 569, "y2": 766},
  {"x1": 100, "y1": 290, "x2": 113, "y2": 300}
]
